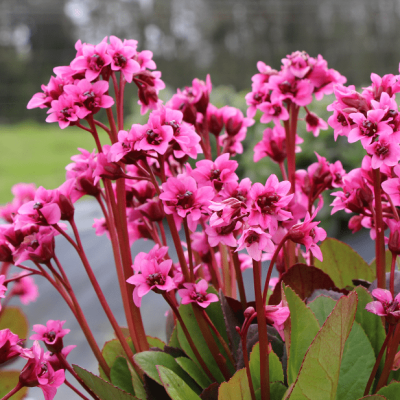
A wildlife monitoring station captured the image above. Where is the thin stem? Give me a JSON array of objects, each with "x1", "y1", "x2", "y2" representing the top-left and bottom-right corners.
[
  {"x1": 87, "y1": 116, "x2": 103, "y2": 153},
  {"x1": 163, "y1": 293, "x2": 217, "y2": 382},
  {"x1": 376, "y1": 323, "x2": 400, "y2": 391},
  {"x1": 386, "y1": 193, "x2": 400, "y2": 221},
  {"x1": 373, "y1": 168, "x2": 386, "y2": 289},
  {"x1": 219, "y1": 244, "x2": 232, "y2": 297},
  {"x1": 158, "y1": 221, "x2": 167, "y2": 247},
  {"x1": 279, "y1": 161, "x2": 288, "y2": 181},
  {"x1": 208, "y1": 245, "x2": 222, "y2": 291},
  {"x1": 390, "y1": 252, "x2": 397, "y2": 298},
  {"x1": 64, "y1": 379, "x2": 92, "y2": 400},
  {"x1": 253, "y1": 259, "x2": 270, "y2": 400},
  {"x1": 57, "y1": 353, "x2": 98, "y2": 399},
  {"x1": 262, "y1": 235, "x2": 289, "y2": 304},
  {"x1": 183, "y1": 217, "x2": 195, "y2": 282},
  {"x1": 364, "y1": 324, "x2": 394, "y2": 395},
  {"x1": 240, "y1": 326, "x2": 257, "y2": 400},
  {"x1": 118, "y1": 72, "x2": 125, "y2": 131},
  {"x1": 4, "y1": 271, "x2": 37, "y2": 283},
  {"x1": 230, "y1": 248, "x2": 247, "y2": 309},
  {"x1": 1, "y1": 382, "x2": 23, "y2": 400},
  {"x1": 94, "y1": 119, "x2": 111, "y2": 136},
  {"x1": 202, "y1": 309, "x2": 235, "y2": 366}
]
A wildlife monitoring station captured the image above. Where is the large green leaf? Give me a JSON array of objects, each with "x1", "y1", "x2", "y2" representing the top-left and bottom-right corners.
[
  {"x1": 249, "y1": 342, "x2": 284, "y2": 391},
  {"x1": 73, "y1": 365, "x2": 138, "y2": 400},
  {"x1": 284, "y1": 286, "x2": 320, "y2": 385},
  {"x1": 175, "y1": 356, "x2": 213, "y2": 389},
  {"x1": 354, "y1": 286, "x2": 386, "y2": 361},
  {"x1": 285, "y1": 291, "x2": 358, "y2": 400},
  {"x1": 147, "y1": 336, "x2": 165, "y2": 350},
  {"x1": 377, "y1": 382, "x2": 400, "y2": 399},
  {"x1": 314, "y1": 238, "x2": 375, "y2": 288},
  {"x1": 218, "y1": 368, "x2": 251, "y2": 400},
  {"x1": 134, "y1": 350, "x2": 201, "y2": 394},
  {"x1": 0, "y1": 306, "x2": 28, "y2": 339},
  {"x1": 157, "y1": 365, "x2": 202, "y2": 400},
  {"x1": 308, "y1": 295, "x2": 336, "y2": 326},
  {"x1": 335, "y1": 322, "x2": 376, "y2": 400},
  {"x1": 111, "y1": 357, "x2": 135, "y2": 395},
  {"x1": 177, "y1": 303, "x2": 226, "y2": 383},
  {"x1": 0, "y1": 371, "x2": 28, "y2": 399},
  {"x1": 254, "y1": 382, "x2": 287, "y2": 400}
]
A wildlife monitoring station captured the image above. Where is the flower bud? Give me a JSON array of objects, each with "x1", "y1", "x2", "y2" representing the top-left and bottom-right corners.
[{"x1": 244, "y1": 306, "x2": 255, "y2": 319}]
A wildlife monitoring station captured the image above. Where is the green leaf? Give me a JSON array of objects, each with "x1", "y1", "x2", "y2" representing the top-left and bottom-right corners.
[
  {"x1": 0, "y1": 306, "x2": 29, "y2": 339},
  {"x1": 354, "y1": 286, "x2": 386, "y2": 361},
  {"x1": 284, "y1": 285, "x2": 320, "y2": 385},
  {"x1": 134, "y1": 350, "x2": 201, "y2": 394},
  {"x1": 0, "y1": 371, "x2": 28, "y2": 399},
  {"x1": 218, "y1": 368, "x2": 251, "y2": 400},
  {"x1": 157, "y1": 365, "x2": 202, "y2": 400},
  {"x1": 168, "y1": 325, "x2": 181, "y2": 348},
  {"x1": 286, "y1": 291, "x2": 358, "y2": 400},
  {"x1": 99, "y1": 338, "x2": 134, "y2": 380},
  {"x1": 335, "y1": 322, "x2": 376, "y2": 400},
  {"x1": 308, "y1": 295, "x2": 336, "y2": 326},
  {"x1": 175, "y1": 356, "x2": 213, "y2": 389},
  {"x1": 249, "y1": 342, "x2": 283, "y2": 391},
  {"x1": 73, "y1": 365, "x2": 138, "y2": 400},
  {"x1": 177, "y1": 303, "x2": 226, "y2": 383},
  {"x1": 377, "y1": 382, "x2": 400, "y2": 399},
  {"x1": 206, "y1": 286, "x2": 230, "y2": 344},
  {"x1": 111, "y1": 357, "x2": 135, "y2": 395},
  {"x1": 147, "y1": 336, "x2": 165, "y2": 350},
  {"x1": 357, "y1": 396, "x2": 387, "y2": 399},
  {"x1": 254, "y1": 382, "x2": 287, "y2": 400},
  {"x1": 314, "y1": 238, "x2": 375, "y2": 288}
]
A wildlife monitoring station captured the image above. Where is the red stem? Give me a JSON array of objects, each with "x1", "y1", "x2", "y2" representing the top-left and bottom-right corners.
[
  {"x1": 253, "y1": 259, "x2": 270, "y2": 400},
  {"x1": 1, "y1": 382, "x2": 23, "y2": 400},
  {"x1": 230, "y1": 248, "x2": 247, "y2": 309},
  {"x1": 183, "y1": 217, "x2": 195, "y2": 282},
  {"x1": 390, "y1": 252, "x2": 397, "y2": 298},
  {"x1": 64, "y1": 379, "x2": 92, "y2": 400},
  {"x1": 373, "y1": 168, "x2": 386, "y2": 289}
]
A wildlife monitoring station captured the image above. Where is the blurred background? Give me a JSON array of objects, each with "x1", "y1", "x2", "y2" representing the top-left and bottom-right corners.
[{"x1": 0, "y1": 1, "x2": 398, "y2": 398}]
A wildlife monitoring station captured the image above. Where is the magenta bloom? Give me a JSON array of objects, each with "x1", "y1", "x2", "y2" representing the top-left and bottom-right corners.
[
  {"x1": 31, "y1": 320, "x2": 70, "y2": 353},
  {"x1": 382, "y1": 166, "x2": 400, "y2": 206},
  {"x1": 205, "y1": 221, "x2": 241, "y2": 247},
  {"x1": 93, "y1": 218, "x2": 110, "y2": 240},
  {"x1": 0, "y1": 329, "x2": 23, "y2": 364},
  {"x1": 305, "y1": 111, "x2": 328, "y2": 137},
  {"x1": 348, "y1": 109, "x2": 393, "y2": 146},
  {"x1": 288, "y1": 211, "x2": 327, "y2": 261},
  {"x1": 178, "y1": 279, "x2": 219, "y2": 308},
  {"x1": 222, "y1": 106, "x2": 254, "y2": 137},
  {"x1": 207, "y1": 104, "x2": 224, "y2": 136},
  {"x1": 365, "y1": 289, "x2": 400, "y2": 324},
  {"x1": 46, "y1": 95, "x2": 88, "y2": 129},
  {"x1": 191, "y1": 153, "x2": 238, "y2": 192},
  {"x1": 209, "y1": 197, "x2": 247, "y2": 227},
  {"x1": 107, "y1": 35, "x2": 140, "y2": 82},
  {"x1": 236, "y1": 227, "x2": 275, "y2": 261},
  {"x1": 264, "y1": 301, "x2": 290, "y2": 340},
  {"x1": 70, "y1": 39, "x2": 112, "y2": 81},
  {"x1": 138, "y1": 120, "x2": 173, "y2": 155},
  {"x1": 63, "y1": 79, "x2": 114, "y2": 115},
  {"x1": 11, "y1": 273, "x2": 39, "y2": 304},
  {"x1": 160, "y1": 175, "x2": 214, "y2": 231},
  {"x1": 259, "y1": 100, "x2": 289, "y2": 124},
  {"x1": 19, "y1": 341, "x2": 65, "y2": 400},
  {"x1": 126, "y1": 259, "x2": 175, "y2": 307},
  {"x1": 365, "y1": 133, "x2": 400, "y2": 169},
  {"x1": 248, "y1": 175, "x2": 293, "y2": 234}
]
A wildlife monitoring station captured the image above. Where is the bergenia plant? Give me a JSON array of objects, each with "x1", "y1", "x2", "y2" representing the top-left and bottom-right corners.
[{"x1": 1, "y1": 39, "x2": 400, "y2": 400}]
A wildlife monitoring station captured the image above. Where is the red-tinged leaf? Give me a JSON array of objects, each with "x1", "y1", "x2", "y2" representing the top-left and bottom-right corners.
[
  {"x1": 0, "y1": 371, "x2": 28, "y2": 399},
  {"x1": 268, "y1": 264, "x2": 337, "y2": 305},
  {"x1": 284, "y1": 291, "x2": 358, "y2": 399},
  {"x1": 218, "y1": 369, "x2": 251, "y2": 400},
  {"x1": 200, "y1": 382, "x2": 219, "y2": 400}
]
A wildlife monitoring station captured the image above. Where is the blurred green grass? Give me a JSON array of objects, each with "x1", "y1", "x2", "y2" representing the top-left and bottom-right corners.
[{"x1": 0, "y1": 122, "x2": 108, "y2": 204}]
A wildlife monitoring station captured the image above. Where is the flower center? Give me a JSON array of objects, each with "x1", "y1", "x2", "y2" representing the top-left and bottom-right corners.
[
  {"x1": 146, "y1": 129, "x2": 162, "y2": 145},
  {"x1": 113, "y1": 53, "x2": 127, "y2": 68},
  {"x1": 361, "y1": 120, "x2": 377, "y2": 137},
  {"x1": 375, "y1": 142, "x2": 389, "y2": 158},
  {"x1": 190, "y1": 291, "x2": 207, "y2": 303},
  {"x1": 45, "y1": 331, "x2": 56, "y2": 342},
  {"x1": 257, "y1": 193, "x2": 279, "y2": 213},
  {"x1": 146, "y1": 272, "x2": 165, "y2": 286},
  {"x1": 245, "y1": 232, "x2": 259, "y2": 245},
  {"x1": 210, "y1": 169, "x2": 221, "y2": 180},
  {"x1": 176, "y1": 191, "x2": 193, "y2": 209},
  {"x1": 88, "y1": 54, "x2": 104, "y2": 71}
]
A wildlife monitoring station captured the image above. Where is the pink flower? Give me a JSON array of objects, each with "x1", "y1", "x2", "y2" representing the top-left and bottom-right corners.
[
  {"x1": 264, "y1": 301, "x2": 290, "y2": 340},
  {"x1": 365, "y1": 289, "x2": 400, "y2": 324},
  {"x1": 0, "y1": 329, "x2": 24, "y2": 364},
  {"x1": 191, "y1": 153, "x2": 238, "y2": 192},
  {"x1": 205, "y1": 221, "x2": 241, "y2": 247},
  {"x1": 248, "y1": 175, "x2": 293, "y2": 234},
  {"x1": 126, "y1": 259, "x2": 175, "y2": 307},
  {"x1": 222, "y1": 106, "x2": 254, "y2": 137},
  {"x1": 10, "y1": 273, "x2": 39, "y2": 304},
  {"x1": 70, "y1": 39, "x2": 112, "y2": 81},
  {"x1": 31, "y1": 320, "x2": 70, "y2": 353},
  {"x1": 138, "y1": 120, "x2": 173, "y2": 155},
  {"x1": 135, "y1": 70, "x2": 165, "y2": 115},
  {"x1": 236, "y1": 227, "x2": 275, "y2": 261},
  {"x1": 348, "y1": 110, "x2": 393, "y2": 146},
  {"x1": 288, "y1": 211, "x2": 327, "y2": 261},
  {"x1": 63, "y1": 79, "x2": 114, "y2": 115},
  {"x1": 19, "y1": 341, "x2": 65, "y2": 400},
  {"x1": 207, "y1": 104, "x2": 224, "y2": 136},
  {"x1": 382, "y1": 166, "x2": 400, "y2": 206},
  {"x1": 282, "y1": 51, "x2": 312, "y2": 78},
  {"x1": 178, "y1": 279, "x2": 219, "y2": 308},
  {"x1": 387, "y1": 219, "x2": 400, "y2": 255},
  {"x1": 209, "y1": 197, "x2": 247, "y2": 227},
  {"x1": 46, "y1": 94, "x2": 89, "y2": 129},
  {"x1": 259, "y1": 100, "x2": 289, "y2": 124},
  {"x1": 93, "y1": 218, "x2": 110, "y2": 240},
  {"x1": 160, "y1": 175, "x2": 214, "y2": 231},
  {"x1": 108, "y1": 125, "x2": 144, "y2": 163},
  {"x1": 365, "y1": 133, "x2": 400, "y2": 169},
  {"x1": 107, "y1": 35, "x2": 140, "y2": 82},
  {"x1": 305, "y1": 111, "x2": 328, "y2": 137},
  {"x1": 0, "y1": 275, "x2": 7, "y2": 309},
  {"x1": 47, "y1": 345, "x2": 76, "y2": 371}
]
